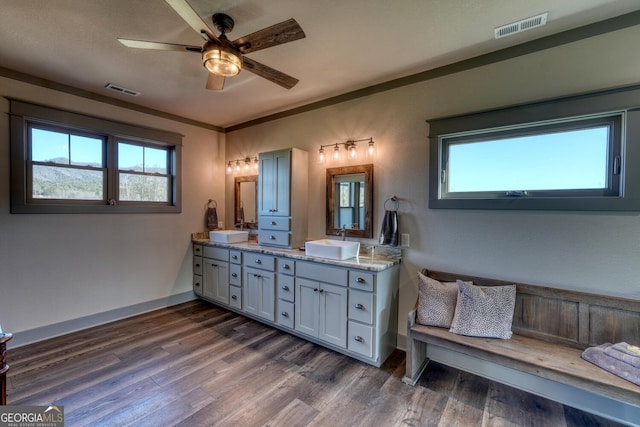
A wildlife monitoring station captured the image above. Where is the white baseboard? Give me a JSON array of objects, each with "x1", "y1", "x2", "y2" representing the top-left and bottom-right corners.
[{"x1": 8, "y1": 291, "x2": 197, "y2": 348}]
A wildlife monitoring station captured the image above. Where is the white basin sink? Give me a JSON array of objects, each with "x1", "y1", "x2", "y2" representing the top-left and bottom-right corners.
[
  {"x1": 305, "y1": 239, "x2": 360, "y2": 260},
  {"x1": 209, "y1": 230, "x2": 249, "y2": 244}
]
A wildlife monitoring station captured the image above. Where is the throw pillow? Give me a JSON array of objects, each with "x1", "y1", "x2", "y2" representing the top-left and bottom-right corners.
[
  {"x1": 449, "y1": 280, "x2": 516, "y2": 339},
  {"x1": 416, "y1": 272, "x2": 469, "y2": 328}
]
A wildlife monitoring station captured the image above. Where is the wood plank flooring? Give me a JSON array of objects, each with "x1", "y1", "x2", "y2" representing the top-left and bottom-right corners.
[{"x1": 6, "y1": 300, "x2": 623, "y2": 426}]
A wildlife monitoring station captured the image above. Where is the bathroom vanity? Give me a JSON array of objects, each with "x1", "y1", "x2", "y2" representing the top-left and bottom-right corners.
[{"x1": 192, "y1": 239, "x2": 400, "y2": 367}]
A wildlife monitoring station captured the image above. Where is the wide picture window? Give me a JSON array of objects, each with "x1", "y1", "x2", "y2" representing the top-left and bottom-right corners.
[{"x1": 10, "y1": 100, "x2": 182, "y2": 213}]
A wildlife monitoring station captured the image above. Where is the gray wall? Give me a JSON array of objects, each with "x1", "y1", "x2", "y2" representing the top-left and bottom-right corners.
[
  {"x1": 0, "y1": 77, "x2": 226, "y2": 343},
  {"x1": 225, "y1": 24, "x2": 640, "y2": 341}
]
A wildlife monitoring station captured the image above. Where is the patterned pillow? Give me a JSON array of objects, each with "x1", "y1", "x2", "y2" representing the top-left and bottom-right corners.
[
  {"x1": 449, "y1": 280, "x2": 516, "y2": 339},
  {"x1": 416, "y1": 272, "x2": 470, "y2": 328}
]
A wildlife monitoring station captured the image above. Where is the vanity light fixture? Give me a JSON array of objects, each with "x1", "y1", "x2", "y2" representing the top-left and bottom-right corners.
[
  {"x1": 226, "y1": 156, "x2": 259, "y2": 174},
  {"x1": 318, "y1": 137, "x2": 375, "y2": 163}
]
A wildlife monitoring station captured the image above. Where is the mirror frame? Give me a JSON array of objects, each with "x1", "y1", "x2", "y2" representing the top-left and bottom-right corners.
[
  {"x1": 326, "y1": 164, "x2": 373, "y2": 238},
  {"x1": 234, "y1": 175, "x2": 258, "y2": 228}
]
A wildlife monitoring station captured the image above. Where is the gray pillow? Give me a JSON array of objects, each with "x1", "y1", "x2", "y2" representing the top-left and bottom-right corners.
[
  {"x1": 449, "y1": 280, "x2": 516, "y2": 339},
  {"x1": 416, "y1": 272, "x2": 470, "y2": 328}
]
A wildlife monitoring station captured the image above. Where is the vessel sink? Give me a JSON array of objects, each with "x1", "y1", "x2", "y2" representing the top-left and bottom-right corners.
[
  {"x1": 305, "y1": 239, "x2": 360, "y2": 260},
  {"x1": 209, "y1": 230, "x2": 249, "y2": 244}
]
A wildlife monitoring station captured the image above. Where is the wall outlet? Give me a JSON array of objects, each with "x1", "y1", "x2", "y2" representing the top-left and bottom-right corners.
[{"x1": 401, "y1": 233, "x2": 410, "y2": 247}]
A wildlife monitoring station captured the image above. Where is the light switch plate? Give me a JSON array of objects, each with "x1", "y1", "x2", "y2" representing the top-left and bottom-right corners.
[{"x1": 401, "y1": 233, "x2": 410, "y2": 247}]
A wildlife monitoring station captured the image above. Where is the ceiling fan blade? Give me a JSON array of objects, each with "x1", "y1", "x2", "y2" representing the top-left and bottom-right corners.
[
  {"x1": 165, "y1": 0, "x2": 218, "y2": 42},
  {"x1": 242, "y1": 57, "x2": 298, "y2": 89},
  {"x1": 118, "y1": 38, "x2": 201, "y2": 52},
  {"x1": 206, "y1": 73, "x2": 225, "y2": 90},
  {"x1": 232, "y1": 18, "x2": 305, "y2": 54}
]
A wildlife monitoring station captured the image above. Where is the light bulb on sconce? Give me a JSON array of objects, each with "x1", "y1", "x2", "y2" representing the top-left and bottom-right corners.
[
  {"x1": 317, "y1": 137, "x2": 375, "y2": 163},
  {"x1": 244, "y1": 158, "x2": 251, "y2": 171},
  {"x1": 226, "y1": 161, "x2": 233, "y2": 174},
  {"x1": 235, "y1": 160, "x2": 241, "y2": 173},
  {"x1": 253, "y1": 157, "x2": 259, "y2": 170}
]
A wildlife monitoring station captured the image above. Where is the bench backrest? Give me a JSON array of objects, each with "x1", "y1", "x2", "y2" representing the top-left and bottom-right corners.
[{"x1": 423, "y1": 269, "x2": 640, "y2": 349}]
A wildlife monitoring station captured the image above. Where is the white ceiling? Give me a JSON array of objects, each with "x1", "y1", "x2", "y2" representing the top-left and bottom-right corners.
[{"x1": 1, "y1": 0, "x2": 639, "y2": 129}]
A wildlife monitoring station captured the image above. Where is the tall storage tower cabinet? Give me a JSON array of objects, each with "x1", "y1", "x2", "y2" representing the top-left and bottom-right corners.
[{"x1": 258, "y1": 148, "x2": 308, "y2": 249}]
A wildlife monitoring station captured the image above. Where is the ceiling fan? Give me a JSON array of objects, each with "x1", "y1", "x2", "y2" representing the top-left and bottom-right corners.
[{"x1": 117, "y1": 0, "x2": 305, "y2": 90}]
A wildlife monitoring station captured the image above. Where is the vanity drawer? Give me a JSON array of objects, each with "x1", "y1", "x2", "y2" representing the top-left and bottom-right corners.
[
  {"x1": 278, "y1": 258, "x2": 295, "y2": 275},
  {"x1": 229, "y1": 264, "x2": 242, "y2": 286},
  {"x1": 193, "y1": 244, "x2": 203, "y2": 256},
  {"x1": 348, "y1": 270, "x2": 374, "y2": 292},
  {"x1": 243, "y1": 252, "x2": 276, "y2": 271},
  {"x1": 193, "y1": 275, "x2": 203, "y2": 296},
  {"x1": 203, "y1": 246, "x2": 229, "y2": 262},
  {"x1": 297, "y1": 261, "x2": 347, "y2": 286},
  {"x1": 348, "y1": 321, "x2": 374, "y2": 358},
  {"x1": 193, "y1": 256, "x2": 203, "y2": 276},
  {"x1": 259, "y1": 216, "x2": 291, "y2": 231},
  {"x1": 230, "y1": 250, "x2": 242, "y2": 264},
  {"x1": 258, "y1": 230, "x2": 290, "y2": 247},
  {"x1": 277, "y1": 275, "x2": 295, "y2": 302},
  {"x1": 349, "y1": 290, "x2": 374, "y2": 325},
  {"x1": 277, "y1": 300, "x2": 294, "y2": 329},
  {"x1": 229, "y1": 285, "x2": 242, "y2": 310}
]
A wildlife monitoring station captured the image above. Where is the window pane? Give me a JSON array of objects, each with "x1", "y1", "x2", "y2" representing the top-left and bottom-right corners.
[
  {"x1": 118, "y1": 143, "x2": 143, "y2": 172},
  {"x1": 144, "y1": 147, "x2": 168, "y2": 174},
  {"x1": 119, "y1": 173, "x2": 168, "y2": 202},
  {"x1": 447, "y1": 126, "x2": 609, "y2": 193},
  {"x1": 32, "y1": 165, "x2": 104, "y2": 200},
  {"x1": 70, "y1": 135, "x2": 103, "y2": 167},
  {"x1": 31, "y1": 128, "x2": 69, "y2": 164}
]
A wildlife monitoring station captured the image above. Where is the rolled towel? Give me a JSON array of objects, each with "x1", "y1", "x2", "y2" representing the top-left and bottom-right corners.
[
  {"x1": 582, "y1": 343, "x2": 640, "y2": 386},
  {"x1": 604, "y1": 342, "x2": 640, "y2": 369}
]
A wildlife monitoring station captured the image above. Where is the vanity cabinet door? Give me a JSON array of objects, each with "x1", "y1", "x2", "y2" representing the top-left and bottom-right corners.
[
  {"x1": 243, "y1": 267, "x2": 275, "y2": 322},
  {"x1": 295, "y1": 278, "x2": 319, "y2": 337},
  {"x1": 319, "y1": 283, "x2": 348, "y2": 348},
  {"x1": 258, "y1": 149, "x2": 291, "y2": 216},
  {"x1": 203, "y1": 260, "x2": 229, "y2": 305}
]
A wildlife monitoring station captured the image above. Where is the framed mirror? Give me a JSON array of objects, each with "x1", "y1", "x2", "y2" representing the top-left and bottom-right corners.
[
  {"x1": 326, "y1": 164, "x2": 373, "y2": 238},
  {"x1": 234, "y1": 175, "x2": 258, "y2": 228}
]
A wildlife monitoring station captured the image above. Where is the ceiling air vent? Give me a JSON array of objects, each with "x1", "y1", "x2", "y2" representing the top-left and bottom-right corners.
[
  {"x1": 105, "y1": 83, "x2": 141, "y2": 97},
  {"x1": 494, "y1": 12, "x2": 548, "y2": 39}
]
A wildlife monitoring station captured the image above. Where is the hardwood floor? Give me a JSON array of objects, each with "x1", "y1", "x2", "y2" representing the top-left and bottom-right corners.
[{"x1": 6, "y1": 300, "x2": 623, "y2": 426}]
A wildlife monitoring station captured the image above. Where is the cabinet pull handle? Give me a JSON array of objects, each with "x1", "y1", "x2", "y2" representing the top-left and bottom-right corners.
[
  {"x1": 354, "y1": 336, "x2": 364, "y2": 343},
  {"x1": 254, "y1": 274, "x2": 261, "y2": 278},
  {"x1": 282, "y1": 285, "x2": 290, "y2": 291},
  {"x1": 281, "y1": 312, "x2": 289, "y2": 318},
  {"x1": 354, "y1": 303, "x2": 365, "y2": 310},
  {"x1": 231, "y1": 295, "x2": 237, "y2": 300},
  {"x1": 232, "y1": 273, "x2": 238, "y2": 278},
  {"x1": 255, "y1": 259, "x2": 262, "y2": 264},
  {"x1": 195, "y1": 282, "x2": 200, "y2": 287},
  {"x1": 212, "y1": 263, "x2": 218, "y2": 267},
  {"x1": 356, "y1": 277, "x2": 366, "y2": 284},
  {"x1": 195, "y1": 263, "x2": 200, "y2": 268}
]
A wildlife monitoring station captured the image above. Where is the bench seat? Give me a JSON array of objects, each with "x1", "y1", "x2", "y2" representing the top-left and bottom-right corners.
[{"x1": 403, "y1": 269, "x2": 640, "y2": 422}]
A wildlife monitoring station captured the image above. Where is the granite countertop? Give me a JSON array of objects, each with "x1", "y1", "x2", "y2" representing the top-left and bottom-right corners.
[{"x1": 191, "y1": 237, "x2": 401, "y2": 272}]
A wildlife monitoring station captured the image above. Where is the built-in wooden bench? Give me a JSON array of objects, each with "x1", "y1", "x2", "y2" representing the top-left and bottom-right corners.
[{"x1": 402, "y1": 269, "x2": 640, "y2": 422}]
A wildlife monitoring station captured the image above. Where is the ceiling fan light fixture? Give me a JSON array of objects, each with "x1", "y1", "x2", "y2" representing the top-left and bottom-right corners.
[{"x1": 203, "y1": 44, "x2": 242, "y2": 77}]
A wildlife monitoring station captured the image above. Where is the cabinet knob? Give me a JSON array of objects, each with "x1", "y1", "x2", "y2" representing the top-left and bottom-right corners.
[
  {"x1": 354, "y1": 336, "x2": 365, "y2": 343},
  {"x1": 281, "y1": 312, "x2": 289, "y2": 318},
  {"x1": 269, "y1": 235, "x2": 276, "y2": 240},
  {"x1": 195, "y1": 282, "x2": 200, "y2": 287},
  {"x1": 356, "y1": 277, "x2": 366, "y2": 284},
  {"x1": 232, "y1": 255, "x2": 238, "y2": 260},
  {"x1": 270, "y1": 221, "x2": 277, "y2": 225},
  {"x1": 283, "y1": 264, "x2": 290, "y2": 270},
  {"x1": 319, "y1": 289, "x2": 324, "y2": 293},
  {"x1": 354, "y1": 303, "x2": 365, "y2": 310},
  {"x1": 211, "y1": 263, "x2": 218, "y2": 267},
  {"x1": 313, "y1": 288, "x2": 318, "y2": 292},
  {"x1": 232, "y1": 273, "x2": 238, "y2": 278},
  {"x1": 231, "y1": 295, "x2": 238, "y2": 300},
  {"x1": 281, "y1": 285, "x2": 290, "y2": 291},
  {"x1": 255, "y1": 259, "x2": 262, "y2": 264},
  {"x1": 254, "y1": 274, "x2": 262, "y2": 278},
  {"x1": 195, "y1": 263, "x2": 200, "y2": 268}
]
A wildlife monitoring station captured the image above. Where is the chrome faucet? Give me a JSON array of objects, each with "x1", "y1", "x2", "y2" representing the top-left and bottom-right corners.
[{"x1": 336, "y1": 225, "x2": 346, "y2": 241}]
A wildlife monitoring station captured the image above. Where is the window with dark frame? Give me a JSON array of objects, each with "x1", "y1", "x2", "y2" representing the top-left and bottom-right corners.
[{"x1": 10, "y1": 99, "x2": 182, "y2": 214}]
